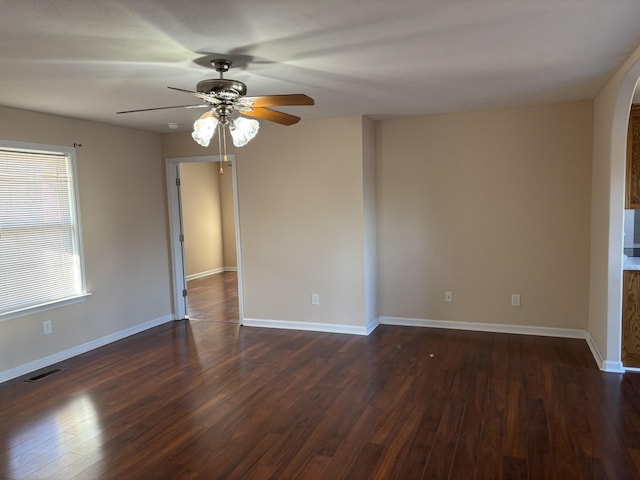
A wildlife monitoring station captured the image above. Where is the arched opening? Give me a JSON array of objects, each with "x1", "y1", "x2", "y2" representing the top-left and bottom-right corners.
[{"x1": 594, "y1": 54, "x2": 640, "y2": 371}]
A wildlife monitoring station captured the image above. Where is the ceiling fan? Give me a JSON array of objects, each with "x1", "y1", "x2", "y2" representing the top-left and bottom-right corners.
[{"x1": 116, "y1": 58, "x2": 314, "y2": 148}]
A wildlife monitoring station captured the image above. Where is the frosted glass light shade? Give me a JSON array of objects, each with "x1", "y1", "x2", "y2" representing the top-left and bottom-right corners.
[
  {"x1": 192, "y1": 116, "x2": 218, "y2": 147},
  {"x1": 230, "y1": 116, "x2": 259, "y2": 147}
]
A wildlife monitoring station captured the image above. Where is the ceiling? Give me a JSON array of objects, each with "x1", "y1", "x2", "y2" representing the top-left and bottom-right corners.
[{"x1": 3, "y1": 0, "x2": 640, "y2": 133}]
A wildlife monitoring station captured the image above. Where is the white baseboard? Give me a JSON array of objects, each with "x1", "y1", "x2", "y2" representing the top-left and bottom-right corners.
[
  {"x1": 186, "y1": 267, "x2": 237, "y2": 280},
  {"x1": 242, "y1": 314, "x2": 593, "y2": 346},
  {"x1": 243, "y1": 318, "x2": 371, "y2": 336},
  {"x1": 0, "y1": 314, "x2": 174, "y2": 384},
  {"x1": 584, "y1": 332, "x2": 624, "y2": 372},
  {"x1": 366, "y1": 317, "x2": 380, "y2": 335},
  {"x1": 186, "y1": 268, "x2": 224, "y2": 281},
  {"x1": 379, "y1": 316, "x2": 587, "y2": 338},
  {"x1": 585, "y1": 333, "x2": 606, "y2": 371},
  {"x1": 606, "y1": 361, "x2": 626, "y2": 373}
]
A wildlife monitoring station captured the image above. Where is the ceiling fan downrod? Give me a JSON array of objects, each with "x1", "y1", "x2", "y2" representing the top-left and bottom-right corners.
[{"x1": 211, "y1": 59, "x2": 231, "y2": 78}]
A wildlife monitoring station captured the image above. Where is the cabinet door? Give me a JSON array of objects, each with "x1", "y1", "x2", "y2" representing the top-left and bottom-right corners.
[
  {"x1": 626, "y1": 105, "x2": 640, "y2": 209},
  {"x1": 622, "y1": 270, "x2": 640, "y2": 367}
]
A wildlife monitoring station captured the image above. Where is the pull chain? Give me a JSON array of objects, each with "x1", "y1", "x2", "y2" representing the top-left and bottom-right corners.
[
  {"x1": 217, "y1": 124, "x2": 224, "y2": 175},
  {"x1": 223, "y1": 126, "x2": 229, "y2": 165}
]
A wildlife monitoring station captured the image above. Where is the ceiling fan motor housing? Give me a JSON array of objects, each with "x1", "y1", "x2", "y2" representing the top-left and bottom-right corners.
[
  {"x1": 196, "y1": 79, "x2": 247, "y2": 98},
  {"x1": 196, "y1": 78, "x2": 248, "y2": 125}
]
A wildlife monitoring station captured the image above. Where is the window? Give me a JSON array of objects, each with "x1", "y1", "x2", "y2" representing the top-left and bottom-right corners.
[{"x1": 0, "y1": 140, "x2": 87, "y2": 320}]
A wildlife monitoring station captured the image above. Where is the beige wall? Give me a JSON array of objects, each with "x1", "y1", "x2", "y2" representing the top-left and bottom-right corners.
[
  {"x1": 166, "y1": 106, "x2": 593, "y2": 331},
  {"x1": 0, "y1": 106, "x2": 172, "y2": 375},
  {"x1": 180, "y1": 162, "x2": 224, "y2": 277},
  {"x1": 377, "y1": 101, "x2": 593, "y2": 329},
  {"x1": 238, "y1": 116, "x2": 368, "y2": 326}
]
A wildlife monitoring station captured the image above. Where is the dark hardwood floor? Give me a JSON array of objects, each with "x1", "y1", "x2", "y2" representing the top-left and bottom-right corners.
[
  {"x1": 2, "y1": 321, "x2": 640, "y2": 479},
  {"x1": 186, "y1": 271, "x2": 239, "y2": 323}
]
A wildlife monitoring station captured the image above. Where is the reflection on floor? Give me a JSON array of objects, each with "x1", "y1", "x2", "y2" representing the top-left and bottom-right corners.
[{"x1": 186, "y1": 271, "x2": 239, "y2": 323}]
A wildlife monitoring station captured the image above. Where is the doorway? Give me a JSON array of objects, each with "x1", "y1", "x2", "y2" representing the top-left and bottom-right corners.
[
  {"x1": 592, "y1": 53, "x2": 640, "y2": 372},
  {"x1": 166, "y1": 154, "x2": 244, "y2": 324}
]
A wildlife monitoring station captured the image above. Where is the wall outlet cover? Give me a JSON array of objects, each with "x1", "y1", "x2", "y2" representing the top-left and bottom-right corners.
[{"x1": 511, "y1": 294, "x2": 521, "y2": 307}]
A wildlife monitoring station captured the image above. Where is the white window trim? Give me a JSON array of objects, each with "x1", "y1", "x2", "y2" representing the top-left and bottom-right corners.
[
  {"x1": 0, "y1": 139, "x2": 89, "y2": 323},
  {"x1": 0, "y1": 293, "x2": 91, "y2": 323}
]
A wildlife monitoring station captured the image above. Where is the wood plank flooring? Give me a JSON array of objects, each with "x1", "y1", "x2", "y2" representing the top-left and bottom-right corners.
[
  {"x1": 2, "y1": 321, "x2": 640, "y2": 479},
  {"x1": 186, "y1": 272, "x2": 239, "y2": 323}
]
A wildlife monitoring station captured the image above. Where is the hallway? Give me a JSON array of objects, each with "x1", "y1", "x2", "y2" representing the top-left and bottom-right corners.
[{"x1": 186, "y1": 272, "x2": 239, "y2": 323}]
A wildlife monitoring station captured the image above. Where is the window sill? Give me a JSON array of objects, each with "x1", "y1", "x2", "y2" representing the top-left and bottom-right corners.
[{"x1": 0, "y1": 293, "x2": 92, "y2": 323}]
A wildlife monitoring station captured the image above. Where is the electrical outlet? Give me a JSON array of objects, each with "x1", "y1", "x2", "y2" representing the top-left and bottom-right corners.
[
  {"x1": 511, "y1": 294, "x2": 521, "y2": 307},
  {"x1": 311, "y1": 293, "x2": 320, "y2": 305},
  {"x1": 43, "y1": 320, "x2": 52, "y2": 335},
  {"x1": 444, "y1": 291, "x2": 453, "y2": 303}
]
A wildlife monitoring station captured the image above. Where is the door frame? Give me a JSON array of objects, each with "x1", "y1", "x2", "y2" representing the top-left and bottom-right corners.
[{"x1": 165, "y1": 154, "x2": 244, "y2": 324}]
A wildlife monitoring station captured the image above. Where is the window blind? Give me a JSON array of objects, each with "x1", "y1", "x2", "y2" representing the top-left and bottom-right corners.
[{"x1": 0, "y1": 146, "x2": 84, "y2": 316}]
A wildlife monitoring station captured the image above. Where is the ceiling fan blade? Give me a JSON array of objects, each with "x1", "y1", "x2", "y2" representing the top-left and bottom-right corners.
[
  {"x1": 244, "y1": 94, "x2": 314, "y2": 107},
  {"x1": 243, "y1": 107, "x2": 301, "y2": 125},
  {"x1": 167, "y1": 86, "x2": 197, "y2": 94},
  {"x1": 168, "y1": 86, "x2": 220, "y2": 104},
  {"x1": 116, "y1": 104, "x2": 208, "y2": 114}
]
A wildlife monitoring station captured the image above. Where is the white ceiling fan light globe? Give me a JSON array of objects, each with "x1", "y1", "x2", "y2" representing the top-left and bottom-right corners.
[
  {"x1": 192, "y1": 116, "x2": 218, "y2": 147},
  {"x1": 230, "y1": 116, "x2": 260, "y2": 147}
]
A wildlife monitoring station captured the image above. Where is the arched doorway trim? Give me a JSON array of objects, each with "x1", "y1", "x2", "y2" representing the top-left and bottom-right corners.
[{"x1": 595, "y1": 52, "x2": 640, "y2": 371}]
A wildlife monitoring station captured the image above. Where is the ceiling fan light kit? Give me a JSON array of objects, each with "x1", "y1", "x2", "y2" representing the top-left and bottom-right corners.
[
  {"x1": 229, "y1": 116, "x2": 260, "y2": 147},
  {"x1": 117, "y1": 58, "x2": 314, "y2": 171},
  {"x1": 191, "y1": 114, "x2": 259, "y2": 148},
  {"x1": 191, "y1": 115, "x2": 218, "y2": 147}
]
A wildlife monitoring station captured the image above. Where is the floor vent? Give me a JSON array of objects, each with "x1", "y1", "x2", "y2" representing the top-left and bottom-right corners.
[{"x1": 25, "y1": 369, "x2": 62, "y2": 382}]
